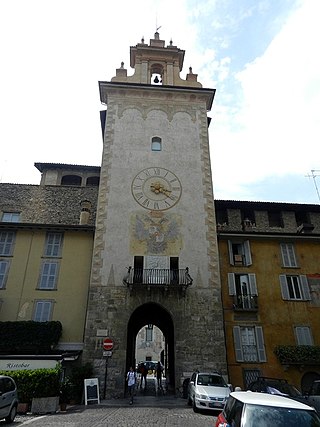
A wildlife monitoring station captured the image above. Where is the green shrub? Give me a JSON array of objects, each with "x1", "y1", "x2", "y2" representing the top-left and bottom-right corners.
[
  {"x1": 0, "y1": 366, "x2": 61, "y2": 402},
  {"x1": 274, "y1": 345, "x2": 320, "y2": 364},
  {"x1": 0, "y1": 321, "x2": 62, "y2": 354}
]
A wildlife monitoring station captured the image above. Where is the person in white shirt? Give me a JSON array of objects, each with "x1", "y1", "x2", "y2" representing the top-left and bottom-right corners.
[{"x1": 126, "y1": 366, "x2": 136, "y2": 404}]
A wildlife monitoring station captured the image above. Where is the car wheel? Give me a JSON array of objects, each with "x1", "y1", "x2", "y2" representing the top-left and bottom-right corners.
[
  {"x1": 5, "y1": 405, "x2": 17, "y2": 423},
  {"x1": 192, "y1": 399, "x2": 199, "y2": 413}
]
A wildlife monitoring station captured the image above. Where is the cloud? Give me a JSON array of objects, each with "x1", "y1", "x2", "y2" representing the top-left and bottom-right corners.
[{"x1": 211, "y1": 0, "x2": 320, "y2": 200}]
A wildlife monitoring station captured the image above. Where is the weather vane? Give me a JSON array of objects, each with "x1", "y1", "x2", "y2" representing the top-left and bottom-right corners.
[{"x1": 155, "y1": 13, "x2": 161, "y2": 32}]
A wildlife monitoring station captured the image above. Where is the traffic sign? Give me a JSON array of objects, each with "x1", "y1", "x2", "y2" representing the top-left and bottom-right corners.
[
  {"x1": 103, "y1": 350, "x2": 112, "y2": 357},
  {"x1": 103, "y1": 338, "x2": 114, "y2": 351}
]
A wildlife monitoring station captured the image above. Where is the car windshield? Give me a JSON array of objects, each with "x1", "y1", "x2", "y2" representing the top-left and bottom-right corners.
[
  {"x1": 197, "y1": 374, "x2": 226, "y2": 387},
  {"x1": 266, "y1": 381, "x2": 302, "y2": 397},
  {"x1": 244, "y1": 403, "x2": 320, "y2": 427}
]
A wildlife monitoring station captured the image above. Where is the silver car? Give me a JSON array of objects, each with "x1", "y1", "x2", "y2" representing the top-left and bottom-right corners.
[
  {"x1": 0, "y1": 375, "x2": 18, "y2": 423},
  {"x1": 187, "y1": 371, "x2": 231, "y2": 412}
]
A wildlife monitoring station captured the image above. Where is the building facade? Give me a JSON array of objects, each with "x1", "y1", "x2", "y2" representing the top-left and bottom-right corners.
[
  {"x1": 216, "y1": 200, "x2": 320, "y2": 393},
  {"x1": 0, "y1": 163, "x2": 99, "y2": 367}
]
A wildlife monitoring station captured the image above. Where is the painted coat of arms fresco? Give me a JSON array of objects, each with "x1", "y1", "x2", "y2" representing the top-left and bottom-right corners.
[{"x1": 130, "y1": 212, "x2": 182, "y2": 255}]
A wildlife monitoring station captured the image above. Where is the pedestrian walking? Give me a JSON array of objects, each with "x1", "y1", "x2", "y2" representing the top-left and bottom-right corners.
[
  {"x1": 156, "y1": 361, "x2": 163, "y2": 390},
  {"x1": 126, "y1": 366, "x2": 137, "y2": 404},
  {"x1": 140, "y1": 362, "x2": 147, "y2": 389}
]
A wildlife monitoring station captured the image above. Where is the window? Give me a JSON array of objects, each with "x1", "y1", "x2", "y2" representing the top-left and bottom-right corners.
[
  {"x1": 295, "y1": 326, "x2": 313, "y2": 345},
  {"x1": 279, "y1": 274, "x2": 311, "y2": 301},
  {"x1": 38, "y1": 261, "x2": 59, "y2": 289},
  {"x1": 228, "y1": 273, "x2": 258, "y2": 309},
  {"x1": 61, "y1": 175, "x2": 82, "y2": 186},
  {"x1": 1, "y1": 212, "x2": 20, "y2": 222},
  {"x1": 33, "y1": 300, "x2": 53, "y2": 322},
  {"x1": 0, "y1": 231, "x2": 15, "y2": 256},
  {"x1": 151, "y1": 137, "x2": 162, "y2": 151},
  {"x1": 86, "y1": 176, "x2": 100, "y2": 186},
  {"x1": 295, "y1": 211, "x2": 310, "y2": 227},
  {"x1": 133, "y1": 256, "x2": 144, "y2": 283},
  {"x1": 216, "y1": 209, "x2": 228, "y2": 226},
  {"x1": 268, "y1": 211, "x2": 283, "y2": 227},
  {"x1": 0, "y1": 260, "x2": 10, "y2": 289},
  {"x1": 241, "y1": 209, "x2": 255, "y2": 227},
  {"x1": 243, "y1": 369, "x2": 261, "y2": 389},
  {"x1": 145, "y1": 327, "x2": 153, "y2": 342},
  {"x1": 280, "y1": 243, "x2": 298, "y2": 267},
  {"x1": 233, "y1": 326, "x2": 266, "y2": 362},
  {"x1": 44, "y1": 233, "x2": 63, "y2": 257},
  {"x1": 228, "y1": 240, "x2": 252, "y2": 266}
]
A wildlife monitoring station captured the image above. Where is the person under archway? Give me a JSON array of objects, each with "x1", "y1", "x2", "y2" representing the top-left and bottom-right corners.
[
  {"x1": 156, "y1": 361, "x2": 164, "y2": 390},
  {"x1": 126, "y1": 366, "x2": 137, "y2": 405},
  {"x1": 140, "y1": 363, "x2": 147, "y2": 389}
]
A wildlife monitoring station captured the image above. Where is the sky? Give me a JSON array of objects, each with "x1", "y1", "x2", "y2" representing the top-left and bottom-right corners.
[{"x1": 0, "y1": 0, "x2": 319, "y2": 204}]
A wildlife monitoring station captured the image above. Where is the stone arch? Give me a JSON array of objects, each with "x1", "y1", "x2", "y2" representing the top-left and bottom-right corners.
[
  {"x1": 150, "y1": 63, "x2": 163, "y2": 85},
  {"x1": 126, "y1": 302, "x2": 175, "y2": 391},
  {"x1": 61, "y1": 174, "x2": 82, "y2": 186}
]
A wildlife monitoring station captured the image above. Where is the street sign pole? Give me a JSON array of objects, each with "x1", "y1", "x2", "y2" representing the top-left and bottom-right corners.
[
  {"x1": 102, "y1": 338, "x2": 114, "y2": 399},
  {"x1": 103, "y1": 356, "x2": 108, "y2": 400}
]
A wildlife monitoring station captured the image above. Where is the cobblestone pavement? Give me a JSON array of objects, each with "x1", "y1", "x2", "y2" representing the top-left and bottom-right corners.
[
  {"x1": 15, "y1": 405, "x2": 217, "y2": 427},
  {"x1": 14, "y1": 377, "x2": 218, "y2": 426}
]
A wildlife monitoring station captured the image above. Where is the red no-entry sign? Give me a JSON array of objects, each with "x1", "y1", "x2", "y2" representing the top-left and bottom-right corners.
[{"x1": 103, "y1": 338, "x2": 114, "y2": 351}]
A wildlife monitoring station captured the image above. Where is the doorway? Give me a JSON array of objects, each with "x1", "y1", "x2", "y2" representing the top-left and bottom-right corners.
[{"x1": 126, "y1": 302, "x2": 175, "y2": 391}]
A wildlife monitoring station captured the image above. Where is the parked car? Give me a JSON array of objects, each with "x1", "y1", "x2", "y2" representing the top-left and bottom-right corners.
[
  {"x1": 0, "y1": 375, "x2": 18, "y2": 423},
  {"x1": 247, "y1": 376, "x2": 306, "y2": 403},
  {"x1": 187, "y1": 371, "x2": 231, "y2": 412},
  {"x1": 215, "y1": 391, "x2": 320, "y2": 427},
  {"x1": 305, "y1": 379, "x2": 320, "y2": 414}
]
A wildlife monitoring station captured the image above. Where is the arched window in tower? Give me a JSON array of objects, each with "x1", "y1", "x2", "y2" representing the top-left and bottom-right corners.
[
  {"x1": 150, "y1": 63, "x2": 163, "y2": 85},
  {"x1": 86, "y1": 176, "x2": 100, "y2": 187},
  {"x1": 61, "y1": 175, "x2": 82, "y2": 186},
  {"x1": 151, "y1": 137, "x2": 162, "y2": 151}
]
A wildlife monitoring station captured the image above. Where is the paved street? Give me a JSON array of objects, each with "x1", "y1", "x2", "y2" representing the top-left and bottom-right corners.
[
  {"x1": 12, "y1": 377, "x2": 218, "y2": 426},
  {"x1": 15, "y1": 404, "x2": 216, "y2": 427}
]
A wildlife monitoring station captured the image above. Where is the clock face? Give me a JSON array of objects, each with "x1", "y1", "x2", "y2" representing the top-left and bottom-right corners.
[{"x1": 132, "y1": 167, "x2": 182, "y2": 211}]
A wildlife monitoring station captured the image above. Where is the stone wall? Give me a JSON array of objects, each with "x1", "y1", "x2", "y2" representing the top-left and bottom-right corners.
[{"x1": 0, "y1": 184, "x2": 98, "y2": 226}]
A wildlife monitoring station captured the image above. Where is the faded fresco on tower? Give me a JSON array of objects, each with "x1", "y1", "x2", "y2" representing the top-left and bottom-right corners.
[{"x1": 130, "y1": 212, "x2": 182, "y2": 255}]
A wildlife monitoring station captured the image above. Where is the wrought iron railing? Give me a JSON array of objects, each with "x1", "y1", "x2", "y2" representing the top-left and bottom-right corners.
[
  {"x1": 123, "y1": 267, "x2": 193, "y2": 293},
  {"x1": 233, "y1": 294, "x2": 258, "y2": 311}
]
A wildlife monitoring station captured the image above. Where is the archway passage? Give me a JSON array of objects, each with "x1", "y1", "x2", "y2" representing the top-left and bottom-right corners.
[{"x1": 126, "y1": 302, "x2": 175, "y2": 393}]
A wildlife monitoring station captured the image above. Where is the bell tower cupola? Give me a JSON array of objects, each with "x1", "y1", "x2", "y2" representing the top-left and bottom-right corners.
[{"x1": 111, "y1": 31, "x2": 202, "y2": 87}]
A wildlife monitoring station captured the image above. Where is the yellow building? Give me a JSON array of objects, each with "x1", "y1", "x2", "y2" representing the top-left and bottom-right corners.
[
  {"x1": 216, "y1": 200, "x2": 320, "y2": 393},
  {"x1": 0, "y1": 163, "x2": 99, "y2": 369}
]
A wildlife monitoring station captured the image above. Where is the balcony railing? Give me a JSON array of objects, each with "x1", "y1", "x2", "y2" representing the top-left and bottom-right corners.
[
  {"x1": 233, "y1": 294, "x2": 258, "y2": 311},
  {"x1": 123, "y1": 267, "x2": 193, "y2": 295}
]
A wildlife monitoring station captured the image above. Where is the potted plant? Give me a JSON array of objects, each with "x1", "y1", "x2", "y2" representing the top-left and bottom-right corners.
[
  {"x1": 59, "y1": 378, "x2": 72, "y2": 411},
  {"x1": 31, "y1": 368, "x2": 60, "y2": 414}
]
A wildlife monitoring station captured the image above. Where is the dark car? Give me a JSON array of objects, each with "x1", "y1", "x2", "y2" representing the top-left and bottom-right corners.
[
  {"x1": 0, "y1": 375, "x2": 18, "y2": 423},
  {"x1": 305, "y1": 379, "x2": 320, "y2": 414},
  {"x1": 247, "y1": 377, "x2": 306, "y2": 403}
]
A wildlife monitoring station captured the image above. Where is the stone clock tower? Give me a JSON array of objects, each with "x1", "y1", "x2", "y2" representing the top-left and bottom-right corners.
[{"x1": 83, "y1": 32, "x2": 227, "y2": 397}]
